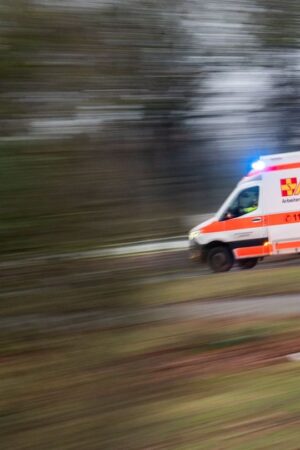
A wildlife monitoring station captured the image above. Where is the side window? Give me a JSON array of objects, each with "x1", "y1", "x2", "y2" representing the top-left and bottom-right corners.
[{"x1": 222, "y1": 186, "x2": 260, "y2": 221}]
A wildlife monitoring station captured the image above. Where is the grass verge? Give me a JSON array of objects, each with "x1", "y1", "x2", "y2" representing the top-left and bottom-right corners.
[{"x1": 2, "y1": 316, "x2": 300, "y2": 449}]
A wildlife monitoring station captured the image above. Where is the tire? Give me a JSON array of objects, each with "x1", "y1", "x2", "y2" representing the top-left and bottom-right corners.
[
  {"x1": 238, "y1": 258, "x2": 258, "y2": 270},
  {"x1": 207, "y1": 246, "x2": 234, "y2": 273}
]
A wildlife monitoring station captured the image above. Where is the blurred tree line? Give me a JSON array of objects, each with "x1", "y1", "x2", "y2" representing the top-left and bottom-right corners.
[{"x1": 1, "y1": 0, "x2": 300, "y2": 255}]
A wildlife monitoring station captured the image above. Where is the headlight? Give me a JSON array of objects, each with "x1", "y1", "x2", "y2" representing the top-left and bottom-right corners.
[{"x1": 189, "y1": 230, "x2": 200, "y2": 240}]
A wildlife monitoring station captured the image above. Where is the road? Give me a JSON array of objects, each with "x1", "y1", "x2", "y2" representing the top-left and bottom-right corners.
[
  {"x1": 1, "y1": 240, "x2": 299, "y2": 331},
  {"x1": 138, "y1": 253, "x2": 300, "y2": 285},
  {"x1": 1, "y1": 293, "x2": 300, "y2": 332},
  {"x1": 2, "y1": 250, "x2": 299, "y2": 295}
]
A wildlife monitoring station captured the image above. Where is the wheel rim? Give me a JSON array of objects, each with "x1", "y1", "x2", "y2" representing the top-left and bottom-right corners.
[{"x1": 212, "y1": 252, "x2": 228, "y2": 270}]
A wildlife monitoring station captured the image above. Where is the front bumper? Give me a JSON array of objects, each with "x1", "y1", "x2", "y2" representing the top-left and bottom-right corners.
[{"x1": 189, "y1": 240, "x2": 203, "y2": 262}]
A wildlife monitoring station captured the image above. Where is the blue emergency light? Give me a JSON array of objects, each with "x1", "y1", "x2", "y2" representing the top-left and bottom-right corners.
[{"x1": 251, "y1": 160, "x2": 266, "y2": 171}]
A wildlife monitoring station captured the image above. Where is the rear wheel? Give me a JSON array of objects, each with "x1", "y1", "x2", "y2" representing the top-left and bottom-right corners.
[
  {"x1": 238, "y1": 258, "x2": 258, "y2": 270},
  {"x1": 207, "y1": 246, "x2": 234, "y2": 273}
]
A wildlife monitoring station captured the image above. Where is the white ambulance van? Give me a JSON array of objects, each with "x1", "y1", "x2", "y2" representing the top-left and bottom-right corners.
[{"x1": 189, "y1": 151, "x2": 300, "y2": 272}]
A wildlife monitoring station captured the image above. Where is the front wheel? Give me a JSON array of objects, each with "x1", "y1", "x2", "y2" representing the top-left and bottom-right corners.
[
  {"x1": 207, "y1": 246, "x2": 234, "y2": 273},
  {"x1": 238, "y1": 258, "x2": 258, "y2": 270}
]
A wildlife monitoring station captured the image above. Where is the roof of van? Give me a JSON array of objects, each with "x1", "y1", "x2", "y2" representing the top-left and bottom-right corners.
[
  {"x1": 241, "y1": 151, "x2": 300, "y2": 183},
  {"x1": 260, "y1": 151, "x2": 300, "y2": 165}
]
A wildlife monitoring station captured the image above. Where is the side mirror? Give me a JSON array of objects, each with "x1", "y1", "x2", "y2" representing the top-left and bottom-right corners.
[
  {"x1": 225, "y1": 212, "x2": 234, "y2": 220},
  {"x1": 221, "y1": 212, "x2": 234, "y2": 221}
]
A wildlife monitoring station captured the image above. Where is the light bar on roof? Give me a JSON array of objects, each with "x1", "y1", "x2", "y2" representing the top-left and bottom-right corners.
[{"x1": 252, "y1": 160, "x2": 266, "y2": 171}]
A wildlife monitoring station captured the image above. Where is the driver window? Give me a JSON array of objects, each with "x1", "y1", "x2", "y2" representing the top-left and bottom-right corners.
[{"x1": 223, "y1": 186, "x2": 259, "y2": 221}]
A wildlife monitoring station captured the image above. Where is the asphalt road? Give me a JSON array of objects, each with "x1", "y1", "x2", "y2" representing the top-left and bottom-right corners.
[
  {"x1": 1, "y1": 249, "x2": 299, "y2": 331},
  {"x1": 1, "y1": 294, "x2": 300, "y2": 332},
  {"x1": 2, "y1": 251, "x2": 299, "y2": 296},
  {"x1": 139, "y1": 253, "x2": 300, "y2": 285}
]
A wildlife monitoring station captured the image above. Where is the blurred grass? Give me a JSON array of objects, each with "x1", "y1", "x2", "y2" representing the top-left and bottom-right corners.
[{"x1": 2, "y1": 317, "x2": 300, "y2": 449}]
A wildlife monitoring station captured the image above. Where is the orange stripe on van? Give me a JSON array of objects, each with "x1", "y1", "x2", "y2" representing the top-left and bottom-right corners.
[
  {"x1": 200, "y1": 211, "x2": 300, "y2": 233},
  {"x1": 276, "y1": 241, "x2": 300, "y2": 251},
  {"x1": 200, "y1": 216, "x2": 261, "y2": 233},
  {"x1": 267, "y1": 212, "x2": 300, "y2": 226},
  {"x1": 235, "y1": 240, "x2": 300, "y2": 259},
  {"x1": 234, "y1": 245, "x2": 271, "y2": 259}
]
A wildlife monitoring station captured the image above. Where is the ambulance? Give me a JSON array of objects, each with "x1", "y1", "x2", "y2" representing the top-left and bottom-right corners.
[{"x1": 189, "y1": 151, "x2": 300, "y2": 272}]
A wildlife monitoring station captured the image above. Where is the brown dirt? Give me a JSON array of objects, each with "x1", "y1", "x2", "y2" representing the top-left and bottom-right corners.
[
  {"x1": 150, "y1": 335, "x2": 300, "y2": 379},
  {"x1": 115, "y1": 334, "x2": 300, "y2": 384}
]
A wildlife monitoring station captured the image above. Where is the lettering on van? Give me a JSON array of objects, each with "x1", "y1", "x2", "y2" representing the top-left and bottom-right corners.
[
  {"x1": 281, "y1": 178, "x2": 300, "y2": 203},
  {"x1": 285, "y1": 213, "x2": 300, "y2": 223}
]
